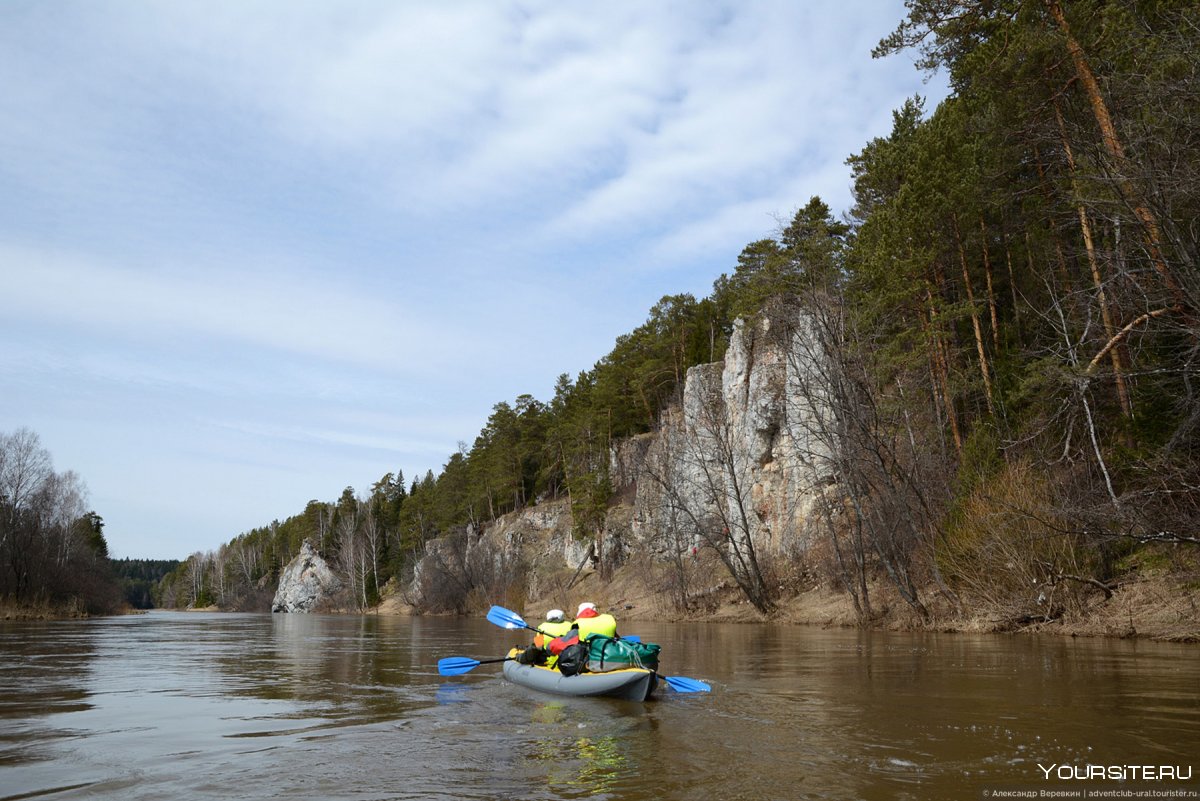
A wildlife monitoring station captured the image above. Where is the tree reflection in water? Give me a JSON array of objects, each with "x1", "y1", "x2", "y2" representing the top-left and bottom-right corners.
[{"x1": 525, "y1": 700, "x2": 635, "y2": 796}]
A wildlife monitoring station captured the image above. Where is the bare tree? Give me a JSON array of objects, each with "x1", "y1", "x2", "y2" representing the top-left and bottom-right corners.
[
  {"x1": 211, "y1": 545, "x2": 229, "y2": 606},
  {"x1": 360, "y1": 499, "x2": 382, "y2": 602},
  {"x1": 637, "y1": 352, "x2": 778, "y2": 614},
  {"x1": 780, "y1": 298, "x2": 939, "y2": 622},
  {"x1": 336, "y1": 504, "x2": 369, "y2": 611},
  {"x1": 185, "y1": 552, "x2": 210, "y2": 608},
  {"x1": 635, "y1": 412, "x2": 706, "y2": 613},
  {"x1": 233, "y1": 538, "x2": 260, "y2": 587},
  {"x1": 411, "y1": 525, "x2": 525, "y2": 614},
  {"x1": 0, "y1": 428, "x2": 52, "y2": 551},
  {"x1": 0, "y1": 429, "x2": 120, "y2": 612}
]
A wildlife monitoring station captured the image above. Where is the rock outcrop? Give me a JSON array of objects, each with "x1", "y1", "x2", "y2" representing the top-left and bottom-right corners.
[
  {"x1": 272, "y1": 539, "x2": 342, "y2": 613},
  {"x1": 630, "y1": 307, "x2": 832, "y2": 558},
  {"x1": 408, "y1": 305, "x2": 834, "y2": 606}
]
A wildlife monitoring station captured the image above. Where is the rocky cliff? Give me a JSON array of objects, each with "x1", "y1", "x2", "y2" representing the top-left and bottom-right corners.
[
  {"x1": 272, "y1": 539, "x2": 343, "y2": 613},
  {"x1": 629, "y1": 308, "x2": 832, "y2": 559},
  {"x1": 408, "y1": 306, "x2": 833, "y2": 607}
]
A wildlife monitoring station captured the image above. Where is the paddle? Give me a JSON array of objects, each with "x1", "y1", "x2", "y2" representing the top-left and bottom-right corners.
[
  {"x1": 485, "y1": 605, "x2": 641, "y2": 642},
  {"x1": 486, "y1": 605, "x2": 538, "y2": 632},
  {"x1": 437, "y1": 655, "x2": 514, "y2": 676},
  {"x1": 661, "y1": 674, "x2": 711, "y2": 693}
]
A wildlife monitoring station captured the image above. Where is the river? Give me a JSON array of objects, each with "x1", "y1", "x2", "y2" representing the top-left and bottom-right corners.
[{"x1": 1, "y1": 611, "x2": 1196, "y2": 800}]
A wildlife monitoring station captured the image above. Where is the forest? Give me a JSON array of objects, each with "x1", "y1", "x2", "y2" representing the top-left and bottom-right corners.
[
  {"x1": 0, "y1": 428, "x2": 123, "y2": 615},
  {"x1": 111, "y1": 559, "x2": 180, "y2": 609},
  {"x1": 0, "y1": 428, "x2": 183, "y2": 615},
  {"x1": 159, "y1": 1, "x2": 1198, "y2": 629}
]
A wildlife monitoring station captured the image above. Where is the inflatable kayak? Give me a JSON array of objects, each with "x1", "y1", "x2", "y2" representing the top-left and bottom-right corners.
[{"x1": 501, "y1": 648, "x2": 658, "y2": 701}]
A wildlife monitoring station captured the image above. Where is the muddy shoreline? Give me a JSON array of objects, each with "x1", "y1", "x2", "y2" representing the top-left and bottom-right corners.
[
  {"x1": 373, "y1": 561, "x2": 1199, "y2": 643},
  {"x1": 10, "y1": 568, "x2": 1194, "y2": 643}
]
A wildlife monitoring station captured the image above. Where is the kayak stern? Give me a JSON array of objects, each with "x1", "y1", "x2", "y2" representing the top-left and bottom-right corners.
[{"x1": 502, "y1": 648, "x2": 658, "y2": 701}]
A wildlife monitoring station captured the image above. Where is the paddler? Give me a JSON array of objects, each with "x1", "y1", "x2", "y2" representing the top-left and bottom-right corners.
[
  {"x1": 544, "y1": 602, "x2": 619, "y2": 675},
  {"x1": 573, "y1": 601, "x2": 617, "y2": 640},
  {"x1": 532, "y1": 609, "x2": 571, "y2": 668}
]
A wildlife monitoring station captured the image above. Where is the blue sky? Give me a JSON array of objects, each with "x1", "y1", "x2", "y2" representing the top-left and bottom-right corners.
[{"x1": 0, "y1": 1, "x2": 947, "y2": 559}]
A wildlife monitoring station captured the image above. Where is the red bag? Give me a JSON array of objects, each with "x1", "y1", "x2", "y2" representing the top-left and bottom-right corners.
[{"x1": 547, "y1": 630, "x2": 579, "y2": 656}]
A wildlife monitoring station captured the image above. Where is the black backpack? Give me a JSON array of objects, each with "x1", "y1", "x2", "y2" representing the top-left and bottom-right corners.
[
  {"x1": 556, "y1": 642, "x2": 589, "y2": 676},
  {"x1": 516, "y1": 646, "x2": 547, "y2": 666}
]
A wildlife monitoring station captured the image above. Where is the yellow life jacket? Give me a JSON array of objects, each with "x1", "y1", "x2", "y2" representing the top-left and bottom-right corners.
[
  {"x1": 534, "y1": 620, "x2": 573, "y2": 668},
  {"x1": 533, "y1": 620, "x2": 572, "y2": 648},
  {"x1": 575, "y1": 612, "x2": 617, "y2": 641}
]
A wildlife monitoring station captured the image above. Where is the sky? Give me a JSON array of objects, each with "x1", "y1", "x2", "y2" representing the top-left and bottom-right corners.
[{"x1": 0, "y1": 1, "x2": 948, "y2": 560}]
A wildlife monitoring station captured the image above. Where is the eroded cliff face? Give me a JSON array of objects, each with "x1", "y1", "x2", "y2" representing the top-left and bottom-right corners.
[
  {"x1": 494, "y1": 501, "x2": 588, "y2": 569},
  {"x1": 409, "y1": 308, "x2": 833, "y2": 605},
  {"x1": 629, "y1": 309, "x2": 832, "y2": 559}
]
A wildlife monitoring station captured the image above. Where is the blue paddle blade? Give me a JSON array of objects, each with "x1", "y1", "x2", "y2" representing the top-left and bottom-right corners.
[
  {"x1": 486, "y1": 605, "x2": 528, "y2": 630},
  {"x1": 618, "y1": 634, "x2": 641, "y2": 643},
  {"x1": 438, "y1": 657, "x2": 481, "y2": 676},
  {"x1": 663, "y1": 675, "x2": 711, "y2": 693}
]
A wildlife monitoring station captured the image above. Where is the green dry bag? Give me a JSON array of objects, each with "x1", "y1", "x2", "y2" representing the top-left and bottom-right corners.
[{"x1": 585, "y1": 635, "x2": 661, "y2": 672}]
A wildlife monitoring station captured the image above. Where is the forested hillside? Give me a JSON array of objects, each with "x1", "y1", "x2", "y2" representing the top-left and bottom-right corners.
[
  {"x1": 161, "y1": 1, "x2": 1199, "y2": 630},
  {"x1": 111, "y1": 559, "x2": 179, "y2": 609},
  {"x1": 0, "y1": 428, "x2": 123, "y2": 616}
]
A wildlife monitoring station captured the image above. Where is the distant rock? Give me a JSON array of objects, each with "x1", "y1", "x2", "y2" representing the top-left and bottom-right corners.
[{"x1": 272, "y1": 539, "x2": 342, "y2": 613}]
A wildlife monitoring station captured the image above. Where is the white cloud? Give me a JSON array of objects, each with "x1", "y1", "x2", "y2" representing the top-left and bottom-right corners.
[
  {"x1": 0, "y1": 1, "x2": 948, "y2": 557},
  {"x1": 0, "y1": 243, "x2": 470, "y2": 374},
  {"x1": 2, "y1": 1, "x2": 941, "y2": 248}
]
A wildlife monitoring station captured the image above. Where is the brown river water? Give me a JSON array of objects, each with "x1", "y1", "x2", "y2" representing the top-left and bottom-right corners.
[{"x1": 1, "y1": 611, "x2": 1197, "y2": 800}]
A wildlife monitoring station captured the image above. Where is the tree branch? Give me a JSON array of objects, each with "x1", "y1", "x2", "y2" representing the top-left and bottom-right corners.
[{"x1": 1086, "y1": 306, "x2": 1178, "y2": 373}]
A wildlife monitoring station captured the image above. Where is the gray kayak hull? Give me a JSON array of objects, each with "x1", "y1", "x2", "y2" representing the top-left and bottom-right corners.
[{"x1": 502, "y1": 649, "x2": 658, "y2": 701}]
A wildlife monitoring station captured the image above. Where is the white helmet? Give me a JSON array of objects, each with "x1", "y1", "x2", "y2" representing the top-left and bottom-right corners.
[
  {"x1": 546, "y1": 609, "x2": 565, "y2": 622},
  {"x1": 577, "y1": 602, "x2": 597, "y2": 616}
]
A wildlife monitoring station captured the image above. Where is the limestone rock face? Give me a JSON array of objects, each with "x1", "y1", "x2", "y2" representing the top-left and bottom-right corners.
[
  {"x1": 609, "y1": 434, "x2": 654, "y2": 493},
  {"x1": 407, "y1": 306, "x2": 835, "y2": 603},
  {"x1": 272, "y1": 539, "x2": 342, "y2": 613},
  {"x1": 632, "y1": 307, "x2": 833, "y2": 558},
  {"x1": 495, "y1": 499, "x2": 590, "y2": 574}
]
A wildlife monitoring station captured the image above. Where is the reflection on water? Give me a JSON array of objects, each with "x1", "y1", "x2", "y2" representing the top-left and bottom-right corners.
[
  {"x1": 523, "y1": 698, "x2": 650, "y2": 797},
  {"x1": 0, "y1": 612, "x2": 1197, "y2": 800}
]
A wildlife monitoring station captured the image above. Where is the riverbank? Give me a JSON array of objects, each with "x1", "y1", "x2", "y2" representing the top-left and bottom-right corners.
[
  {"x1": 623, "y1": 570, "x2": 1197, "y2": 642},
  {"x1": 0, "y1": 599, "x2": 126, "y2": 621},
  {"x1": 373, "y1": 554, "x2": 1199, "y2": 642}
]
